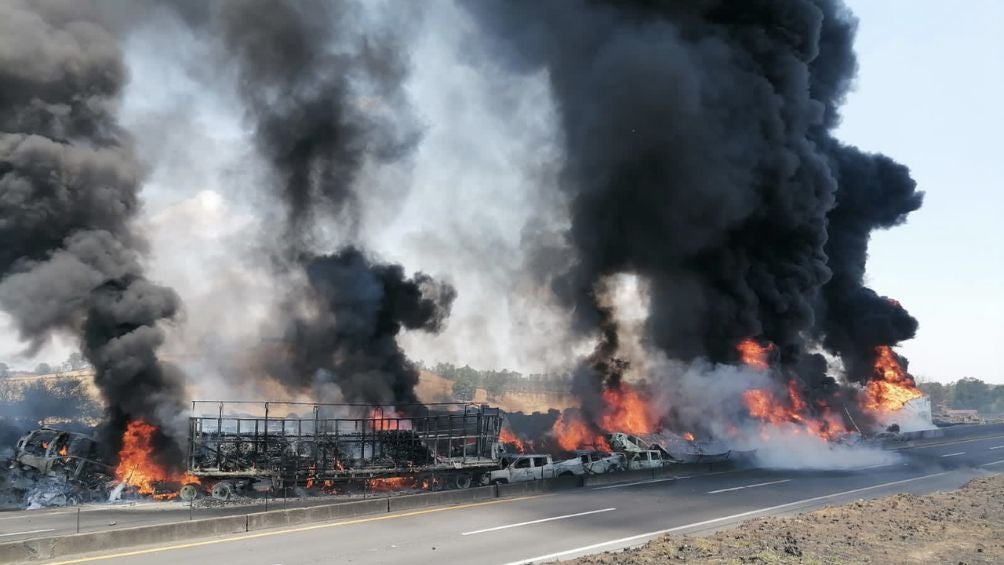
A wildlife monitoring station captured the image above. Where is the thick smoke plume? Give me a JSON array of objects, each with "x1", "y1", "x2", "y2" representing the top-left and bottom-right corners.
[
  {"x1": 209, "y1": 0, "x2": 447, "y2": 407},
  {"x1": 0, "y1": 1, "x2": 185, "y2": 460},
  {"x1": 463, "y1": 0, "x2": 923, "y2": 430},
  {"x1": 264, "y1": 247, "x2": 455, "y2": 407}
]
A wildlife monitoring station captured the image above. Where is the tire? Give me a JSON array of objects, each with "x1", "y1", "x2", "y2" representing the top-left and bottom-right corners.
[
  {"x1": 559, "y1": 471, "x2": 574, "y2": 477},
  {"x1": 454, "y1": 474, "x2": 473, "y2": 489},
  {"x1": 179, "y1": 484, "x2": 201, "y2": 502},
  {"x1": 429, "y1": 476, "x2": 446, "y2": 491},
  {"x1": 211, "y1": 481, "x2": 234, "y2": 501}
]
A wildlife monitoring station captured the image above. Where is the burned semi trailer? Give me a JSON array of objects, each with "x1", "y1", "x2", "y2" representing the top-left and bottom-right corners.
[{"x1": 185, "y1": 401, "x2": 505, "y2": 500}]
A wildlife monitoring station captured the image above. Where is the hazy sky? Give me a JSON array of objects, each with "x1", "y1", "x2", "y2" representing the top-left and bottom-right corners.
[
  {"x1": 838, "y1": 0, "x2": 1004, "y2": 383},
  {"x1": 1, "y1": 1, "x2": 1000, "y2": 385}
]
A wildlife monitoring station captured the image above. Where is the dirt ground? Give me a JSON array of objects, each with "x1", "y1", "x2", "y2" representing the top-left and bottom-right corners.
[{"x1": 572, "y1": 474, "x2": 1003, "y2": 564}]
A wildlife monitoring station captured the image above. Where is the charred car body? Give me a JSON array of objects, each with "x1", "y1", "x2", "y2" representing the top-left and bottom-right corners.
[{"x1": 8, "y1": 428, "x2": 112, "y2": 507}]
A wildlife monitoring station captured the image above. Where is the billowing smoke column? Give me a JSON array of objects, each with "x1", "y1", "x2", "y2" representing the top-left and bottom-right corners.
[
  {"x1": 211, "y1": 0, "x2": 449, "y2": 406},
  {"x1": 266, "y1": 247, "x2": 455, "y2": 407},
  {"x1": 215, "y1": 0, "x2": 418, "y2": 248},
  {"x1": 0, "y1": 1, "x2": 185, "y2": 459},
  {"x1": 463, "y1": 0, "x2": 923, "y2": 429}
]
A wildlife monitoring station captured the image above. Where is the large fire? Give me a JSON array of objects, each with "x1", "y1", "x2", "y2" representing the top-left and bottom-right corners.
[
  {"x1": 863, "y1": 345, "x2": 923, "y2": 412},
  {"x1": 737, "y1": 338, "x2": 774, "y2": 370},
  {"x1": 737, "y1": 339, "x2": 847, "y2": 440},
  {"x1": 115, "y1": 420, "x2": 199, "y2": 500},
  {"x1": 742, "y1": 383, "x2": 847, "y2": 440},
  {"x1": 551, "y1": 382, "x2": 656, "y2": 450},
  {"x1": 499, "y1": 427, "x2": 526, "y2": 453}
]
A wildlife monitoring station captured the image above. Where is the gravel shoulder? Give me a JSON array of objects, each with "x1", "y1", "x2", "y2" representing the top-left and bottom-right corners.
[{"x1": 573, "y1": 474, "x2": 1004, "y2": 564}]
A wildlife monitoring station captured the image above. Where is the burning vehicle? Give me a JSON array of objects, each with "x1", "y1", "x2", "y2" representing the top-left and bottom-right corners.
[
  {"x1": 183, "y1": 401, "x2": 505, "y2": 499},
  {"x1": 6, "y1": 428, "x2": 112, "y2": 508}
]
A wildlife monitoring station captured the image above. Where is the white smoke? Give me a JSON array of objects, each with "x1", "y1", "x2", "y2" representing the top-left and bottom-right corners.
[{"x1": 646, "y1": 357, "x2": 901, "y2": 470}]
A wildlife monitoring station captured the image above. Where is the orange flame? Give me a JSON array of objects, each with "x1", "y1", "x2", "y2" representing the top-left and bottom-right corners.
[
  {"x1": 551, "y1": 383, "x2": 654, "y2": 450},
  {"x1": 598, "y1": 384, "x2": 658, "y2": 435},
  {"x1": 367, "y1": 477, "x2": 425, "y2": 492},
  {"x1": 682, "y1": 432, "x2": 695, "y2": 441},
  {"x1": 58, "y1": 445, "x2": 68, "y2": 457},
  {"x1": 737, "y1": 338, "x2": 774, "y2": 370},
  {"x1": 499, "y1": 427, "x2": 526, "y2": 453},
  {"x1": 864, "y1": 346, "x2": 923, "y2": 412},
  {"x1": 743, "y1": 381, "x2": 847, "y2": 440},
  {"x1": 115, "y1": 420, "x2": 200, "y2": 500},
  {"x1": 368, "y1": 408, "x2": 411, "y2": 431}
]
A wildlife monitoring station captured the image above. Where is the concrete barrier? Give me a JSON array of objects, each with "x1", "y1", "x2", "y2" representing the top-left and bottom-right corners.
[
  {"x1": 388, "y1": 485, "x2": 497, "y2": 512},
  {"x1": 496, "y1": 475, "x2": 583, "y2": 498},
  {"x1": 0, "y1": 515, "x2": 248, "y2": 563},
  {"x1": 246, "y1": 498, "x2": 388, "y2": 532}
]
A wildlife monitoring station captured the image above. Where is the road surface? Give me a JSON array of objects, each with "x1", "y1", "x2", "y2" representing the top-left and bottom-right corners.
[{"x1": 19, "y1": 430, "x2": 1003, "y2": 565}]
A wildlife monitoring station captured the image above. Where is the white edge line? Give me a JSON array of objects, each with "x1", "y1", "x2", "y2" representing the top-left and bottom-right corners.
[
  {"x1": 462, "y1": 507, "x2": 616, "y2": 536},
  {"x1": 0, "y1": 528, "x2": 56, "y2": 537},
  {"x1": 980, "y1": 459, "x2": 1004, "y2": 467},
  {"x1": 939, "y1": 452, "x2": 966, "y2": 457},
  {"x1": 500, "y1": 471, "x2": 949, "y2": 565},
  {"x1": 989, "y1": 445, "x2": 1004, "y2": 450},
  {"x1": 707, "y1": 479, "x2": 790, "y2": 494},
  {"x1": 858, "y1": 463, "x2": 895, "y2": 470}
]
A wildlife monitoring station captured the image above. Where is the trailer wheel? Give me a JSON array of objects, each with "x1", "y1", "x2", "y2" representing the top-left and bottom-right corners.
[
  {"x1": 453, "y1": 474, "x2": 472, "y2": 489},
  {"x1": 179, "y1": 484, "x2": 201, "y2": 502},
  {"x1": 211, "y1": 481, "x2": 234, "y2": 501}
]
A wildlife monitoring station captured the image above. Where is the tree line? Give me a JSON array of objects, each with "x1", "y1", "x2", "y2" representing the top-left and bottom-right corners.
[
  {"x1": 426, "y1": 362, "x2": 572, "y2": 401},
  {"x1": 919, "y1": 378, "x2": 1004, "y2": 415}
]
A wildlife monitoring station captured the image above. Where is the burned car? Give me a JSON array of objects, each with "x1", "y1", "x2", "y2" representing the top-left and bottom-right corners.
[{"x1": 11, "y1": 428, "x2": 112, "y2": 506}]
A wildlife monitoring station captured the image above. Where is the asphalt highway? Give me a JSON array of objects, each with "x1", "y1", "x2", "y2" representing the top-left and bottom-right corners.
[{"x1": 21, "y1": 430, "x2": 1004, "y2": 565}]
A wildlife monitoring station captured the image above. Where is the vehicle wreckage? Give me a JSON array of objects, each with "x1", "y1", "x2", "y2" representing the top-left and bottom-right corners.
[
  {"x1": 5, "y1": 428, "x2": 112, "y2": 508},
  {"x1": 183, "y1": 401, "x2": 506, "y2": 500}
]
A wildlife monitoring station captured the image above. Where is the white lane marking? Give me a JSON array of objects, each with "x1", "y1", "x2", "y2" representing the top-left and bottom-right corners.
[
  {"x1": 989, "y1": 445, "x2": 1004, "y2": 450},
  {"x1": 981, "y1": 459, "x2": 1004, "y2": 467},
  {"x1": 461, "y1": 507, "x2": 616, "y2": 536},
  {"x1": 590, "y1": 469, "x2": 743, "y2": 491},
  {"x1": 940, "y1": 452, "x2": 965, "y2": 458},
  {"x1": 858, "y1": 463, "x2": 895, "y2": 470},
  {"x1": 592, "y1": 478, "x2": 676, "y2": 491},
  {"x1": 707, "y1": 479, "x2": 790, "y2": 494},
  {"x1": 501, "y1": 471, "x2": 949, "y2": 565},
  {"x1": 0, "y1": 528, "x2": 55, "y2": 537}
]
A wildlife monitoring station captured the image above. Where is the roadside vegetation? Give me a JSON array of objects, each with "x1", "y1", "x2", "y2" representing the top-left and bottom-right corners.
[{"x1": 573, "y1": 475, "x2": 1003, "y2": 564}]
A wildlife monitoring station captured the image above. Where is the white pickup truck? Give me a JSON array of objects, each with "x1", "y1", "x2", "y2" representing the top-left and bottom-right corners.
[
  {"x1": 483, "y1": 454, "x2": 557, "y2": 484},
  {"x1": 624, "y1": 449, "x2": 670, "y2": 470},
  {"x1": 555, "y1": 450, "x2": 626, "y2": 476}
]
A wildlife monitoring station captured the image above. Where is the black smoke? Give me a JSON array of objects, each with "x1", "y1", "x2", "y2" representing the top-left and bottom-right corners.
[
  {"x1": 214, "y1": 0, "x2": 419, "y2": 249},
  {"x1": 208, "y1": 1, "x2": 443, "y2": 406},
  {"x1": 264, "y1": 247, "x2": 455, "y2": 408},
  {"x1": 0, "y1": 1, "x2": 186, "y2": 460},
  {"x1": 463, "y1": 1, "x2": 922, "y2": 423}
]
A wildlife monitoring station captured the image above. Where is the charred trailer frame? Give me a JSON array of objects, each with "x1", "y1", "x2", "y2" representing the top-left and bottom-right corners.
[{"x1": 186, "y1": 401, "x2": 504, "y2": 498}]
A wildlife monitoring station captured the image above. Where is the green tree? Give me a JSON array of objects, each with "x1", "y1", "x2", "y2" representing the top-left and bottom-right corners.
[
  {"x1": 952, "y1": 377, "x2": 991, "y2": 411},
  {"x1": 66, "y1": 352, "x2": 87, "y2": 371},
  {"x1": 918, "y1": 381, "x2": 948, "y2": 409},
  {"x1": 452, "y1": 376, "x2": 476, "y2": 401}
]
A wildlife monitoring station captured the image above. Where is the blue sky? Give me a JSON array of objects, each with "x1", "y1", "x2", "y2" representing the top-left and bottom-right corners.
[{"x1": 839, "y1": 0, "x2": 1004, "y2": 383}]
